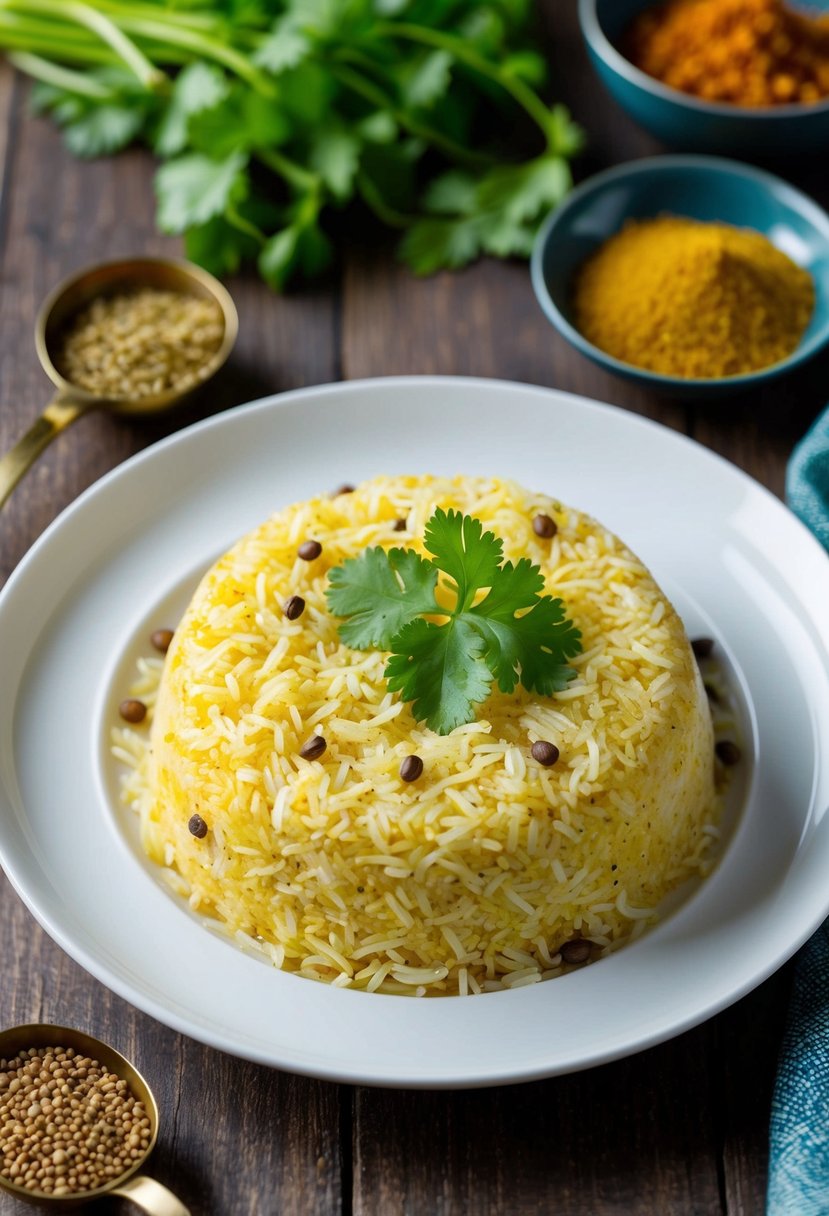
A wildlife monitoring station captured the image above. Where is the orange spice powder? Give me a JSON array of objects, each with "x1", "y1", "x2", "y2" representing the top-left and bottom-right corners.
[{"x1": 626, "y1": 0, "x2": 829, "y2": 106}]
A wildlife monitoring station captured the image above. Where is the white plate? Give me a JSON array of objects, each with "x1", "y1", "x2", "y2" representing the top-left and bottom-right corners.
[{"x1": 2, "y1": 377, "x2": 829, "y2": 1088}]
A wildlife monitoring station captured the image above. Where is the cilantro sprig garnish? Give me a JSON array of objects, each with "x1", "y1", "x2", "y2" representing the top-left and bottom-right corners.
[{"x1": 326, "y1": 508, "x2": 582, "y2": 735}]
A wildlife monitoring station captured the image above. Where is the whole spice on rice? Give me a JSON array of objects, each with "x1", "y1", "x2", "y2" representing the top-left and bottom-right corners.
[
  {"x1": 55, "y1": 288, "x2": 223, "y2": 399},
  {"x1": 283, "y1": 595, "x2": 306, "y2": 621},
  {"x1": 573, "y1": 215, "x2": 814, "y2": 378},
  {"x1": 298, "y1": 540, "x2": 323, "y2": 561},
  {"x1": 0, "y1": 1045, "x2": 151, "y2": 1196},
  {"x1": 626, "y1": 0, "x2": 829, "y2": 106},
  {"x1": 560, "y1": 938, "x2": 592, "y2": 965},
  {"x1": 150, "y1": 628, "x2": 175, "y2": 654},
  {"x1": 399, "y1": 755, "x2": 424, "y2": 782},
  {"x1": 119, "y1": 699, "x2": 147, "y2": 724},
  {"x1": 532, "y1": 513, "x2": 557, "y2": 539},
  {"x1": 531, "y1": 740, "x2": 560, "y2": 766}
]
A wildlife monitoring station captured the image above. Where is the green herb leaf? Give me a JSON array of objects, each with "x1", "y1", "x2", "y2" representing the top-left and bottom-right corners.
[
  {"x1": 188, "y1": 87, "x2": 292, "y2": 156},
  {"x1": 475, "y1": 154, "x2": 572, "y2": 227},
  {"x1": 468, "y1": 560, "x2": 582, "y2": 695},
  {"x1": 254, "y1": 15, "x2": 312, "y2": 75},
  {"x1": 423, "y1": 508, "x2": 503, "y2": 610},
  {"x1": 326, "y1": 547, "x2": 439, "y2": 648},
  {"x1": 63, "y1": 105, "x2": 145, "y2": 157},
  {"x1": 308, "y1": 127, "x2": 361, "y2": 200},
  {"x1": 399, "y1": 49, "x2": 453, "y2": 109},
  {"x1": 399, "y1": 215, "x2": 483, "y2": 275},
  {"x1": 155, "y1": 150, "x2": 249, "y2": 232},
  {"x1": 385, "y1": 616, "x2": 493, "y2": 736},
  {"x1": 184, "y1": 214, "x2": 256, "y2": 276},
  {"x1": 258, "y1": 214, "x2": 332, "y2": 289},
  {"x1": 154, "y1": 62, "x2": 229, "y2": 157},
  {"x1": 327, "y1": 509, "x2": 581, "y2": 733}
]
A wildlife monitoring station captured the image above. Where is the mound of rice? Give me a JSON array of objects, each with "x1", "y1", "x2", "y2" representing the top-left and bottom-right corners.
[{"x1": 121, "y1": 475, "x2": 718, "y2": 995}]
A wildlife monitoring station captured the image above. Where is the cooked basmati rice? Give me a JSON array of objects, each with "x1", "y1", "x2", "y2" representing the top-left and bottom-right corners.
[{"x1": 118, "y1": 475, "x2": 719, "y2": 995}]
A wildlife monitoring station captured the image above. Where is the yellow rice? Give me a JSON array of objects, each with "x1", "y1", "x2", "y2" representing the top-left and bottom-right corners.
[{"x1": 116, "y1": 475, "x2": 718, "y2": 995}]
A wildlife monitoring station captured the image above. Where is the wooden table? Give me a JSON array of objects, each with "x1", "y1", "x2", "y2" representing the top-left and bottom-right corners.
[{"x1": 2, "y1": 5, "x2": 827, "y2": 1213}]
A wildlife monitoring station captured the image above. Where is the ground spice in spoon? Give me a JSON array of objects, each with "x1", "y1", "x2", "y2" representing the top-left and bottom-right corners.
[
  {"x1": 0, "y1": 1045, "x2": 151, "y2": 1197},
  {"x1": 55, "y1": 287, "x2": 224, "y2": 399}
]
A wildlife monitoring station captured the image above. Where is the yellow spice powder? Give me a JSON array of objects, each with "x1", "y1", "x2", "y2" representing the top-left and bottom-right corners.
[{"x1": 572, "y1": 215, "x2": 814, "y2": 379}]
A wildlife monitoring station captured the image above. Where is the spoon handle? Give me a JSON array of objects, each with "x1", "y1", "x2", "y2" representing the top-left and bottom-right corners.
[
  {"x1": 111, "y1": 1173, "x2": 191, "y2": 1215},
  {"x1": 0, "y1": 396, "x2": 85, "y2": 510}
]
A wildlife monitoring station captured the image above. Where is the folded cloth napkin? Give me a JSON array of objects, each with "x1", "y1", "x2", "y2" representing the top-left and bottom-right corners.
[{"x1": 767, "y1": 406, "x2": 829, "y2": 1216}]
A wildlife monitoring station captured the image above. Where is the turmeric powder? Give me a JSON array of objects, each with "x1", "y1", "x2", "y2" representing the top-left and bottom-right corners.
[
  {"x1": 572, "y1": 216, "x2": 814, "y2": 379},
  {"x1": 626, "y1": 0, "x2": 829, "y2": 107}
]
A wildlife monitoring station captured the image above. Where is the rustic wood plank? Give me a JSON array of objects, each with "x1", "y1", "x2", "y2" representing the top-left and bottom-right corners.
[
  {"x1": 354, "y1": 1024, "x2": 724, "y2": 1216},
  {"x1": 0, "y1": 67, "x2": 342, "y2": 1216}
]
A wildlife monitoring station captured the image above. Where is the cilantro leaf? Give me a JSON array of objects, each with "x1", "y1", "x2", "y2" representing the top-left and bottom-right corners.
[
  {"x1": 184, "y1": 214, "x2": 257, "y2": 276},
  {"x1": 468, "y1": 560, "x2": 581, "y2": 695},
  {"x1": 328, "y1": 510, "x2": 582, "y2": 733},
  {"x1": 154, "y1": 62, "x2": 229, "y2": 157},
  {"x1": 399, "y1": 50, "x2": 453, "y2": 109},
  {"x1": 475, "y1": 155, "x2": 573, "y2": 228},
  {"x1": 399, "y1": 215, "x2": 483, "y2": 275},
  {"x1": 254, "y1": 15, "x2": 313, "y2": 75},
  {"x1": 155, "y1": 151, "x2": 249, "y2": 232},
  {"x1": 63, "y1": 105, "x2": 145, "y2": 157},
  {"x1": 326, "y1": 547, "x2": 439, "y2": 648},
  {"x1": 423, "y1": 171, "x2": 478, "y2": 216},
  {"x1": 308, "y1": 128, "x2": 361, "y2": 200},
  {"x1": 258, "y1": 214, "x2": 333, "y2": 290},
  {"x1": 424, "y1": 508, "x2": 503, "y2": 610},
  {"x1": 385, "y1": 617, "x2": 493, "y2": 736},
  {"x1": 188, "y1": 87, "x2": 292, "y2": 157}
]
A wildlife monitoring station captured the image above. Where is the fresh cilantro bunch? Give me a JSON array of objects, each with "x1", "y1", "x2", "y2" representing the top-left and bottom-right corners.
[
  {"x1": 1, "y1": 0, "x2": 583, "y2": 287},
  {"x1": 326, "y1": 508, "x2": 582, "y2": 734}
]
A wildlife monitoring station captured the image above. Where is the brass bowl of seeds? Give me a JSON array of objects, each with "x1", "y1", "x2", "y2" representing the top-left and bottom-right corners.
[
  {"x1": 0, "y1": 1024, "x2": 188, "y2": 1214},
  {"x1": 0, "y1": 256, "x2": 238, "y2": 510}
]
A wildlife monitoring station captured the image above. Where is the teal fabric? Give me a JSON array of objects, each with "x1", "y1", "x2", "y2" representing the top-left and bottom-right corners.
[
  {"x1": 786, "y1": 409, "x2": 829, "y2": 551},
  {"x1": 767, "y1": 408, "x2": 829, "y2": 1215}
]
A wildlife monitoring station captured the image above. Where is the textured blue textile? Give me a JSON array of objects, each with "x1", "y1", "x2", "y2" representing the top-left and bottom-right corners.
[{"x1": 767, "y1": 408, "x2": 829, "y2": 1216}]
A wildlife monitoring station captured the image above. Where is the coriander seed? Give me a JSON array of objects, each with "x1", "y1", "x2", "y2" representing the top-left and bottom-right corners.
[{"x1": 0, "y1": 1045, "x2": 152, "y2": 1198}]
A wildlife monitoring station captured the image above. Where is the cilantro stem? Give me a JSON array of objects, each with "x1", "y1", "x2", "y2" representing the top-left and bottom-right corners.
[
  {"x1": 374, "y1": 22, "x2": 559, "y2": 150},
  {"x1": 81, "y1": 0, "x2": 223, "y2": 34},
  {"x1": 114, "y1": 16, "x2": 274, "y2": 96},
  {"x1": 9, "y1": 48, "x2": 114, "y2": 96},
  {"x1": 3, "y1": 0, "x2": 165, "y2": 90},
  {"x1": 257, "y1": 147, "x2": 319, "y2": 194},
  {"x1": 327, "y1": 61, "x2": 491, "y2": 169},
  {"x1": 0, "y1": 15, "x2": 115, "y2": 64},
  {"x1": 356, "y1": 171, "x2": 417, "y2": 229},
  {"x1": 225, "y1": 203, "x2": 266, "y2": 246}
]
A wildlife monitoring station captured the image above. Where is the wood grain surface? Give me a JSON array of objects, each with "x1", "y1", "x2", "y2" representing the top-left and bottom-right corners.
[{"x1": 2, "y1": 3, "x2": 828, "y2": 1213}]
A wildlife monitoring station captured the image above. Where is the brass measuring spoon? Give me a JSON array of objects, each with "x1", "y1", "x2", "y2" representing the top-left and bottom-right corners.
[
  {"x1": 0, "y1": 257, "x2": 238, "y2": 511},
  {"x1": 0, "y1": 1023, "x2": 189, "y2": 1214}
]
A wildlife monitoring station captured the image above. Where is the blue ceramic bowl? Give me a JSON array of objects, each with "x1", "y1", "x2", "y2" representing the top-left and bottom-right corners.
[
  {"x1": 579, "y1": 0, "x2": 829, "y2": 155},
  {"x1": 531, "y1": 156, "x2": 829, "y2": 398}
]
